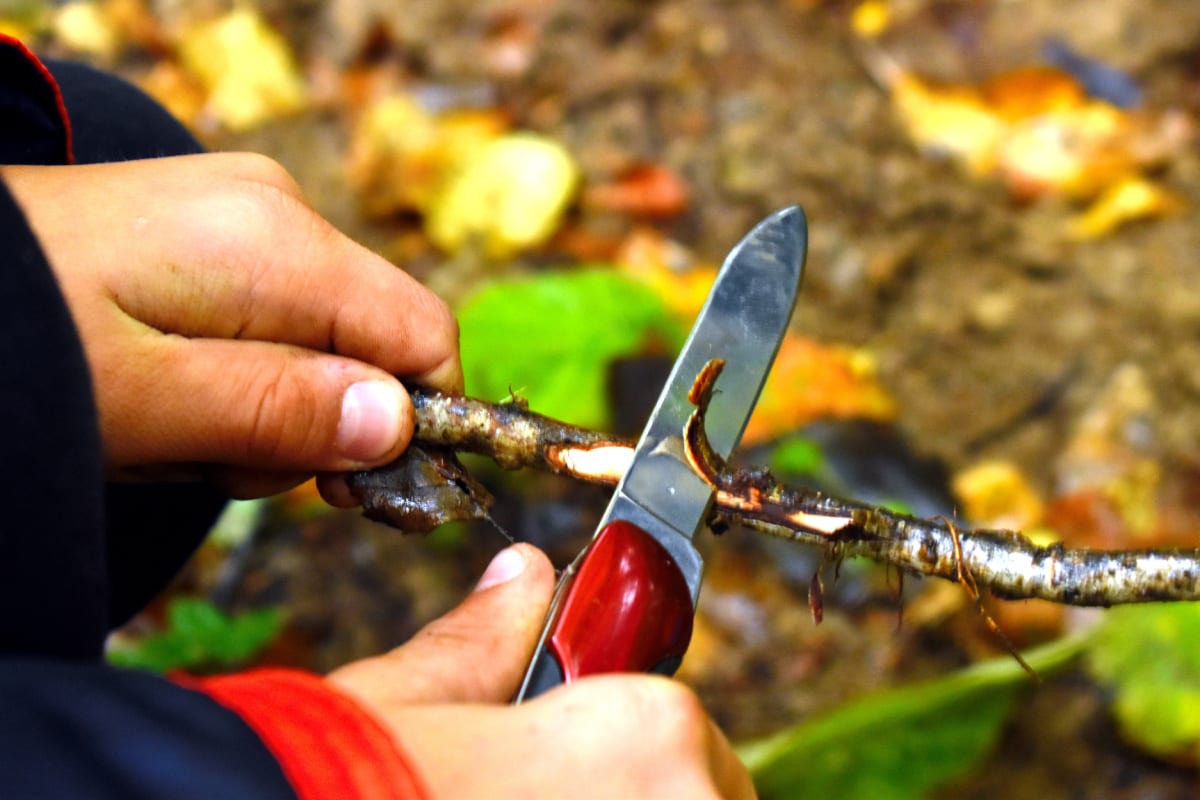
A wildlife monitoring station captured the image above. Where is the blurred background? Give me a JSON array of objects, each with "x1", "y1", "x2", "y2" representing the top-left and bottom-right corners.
[{"x1": 12, "y1": 0, "x2": 1200, "y2": 796}]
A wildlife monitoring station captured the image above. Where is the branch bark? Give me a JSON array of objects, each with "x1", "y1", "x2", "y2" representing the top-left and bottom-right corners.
[{"x1": 354, "y1": 384, "x2": 1200, "y2": 607}]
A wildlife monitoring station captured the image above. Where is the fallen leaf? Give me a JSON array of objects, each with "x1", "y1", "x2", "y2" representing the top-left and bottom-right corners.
[
  {"x1": 867, "y1": 46, "x2": 1191, "y2": 232},
  {"x1": 53, "y1": 0, "x2": 120, "y2": 61},
  {"x1": 614, "y1": 227, "x2": 718, "y2": 319},
  {"x1": 1043, "y1": 489, "x2": 1131, "y2": 550},
  {"x1": 104, "y1": 0, "x2": 166, "y2": 54},
  {"x1": 137, "y1": 60, "x2": 206, "y2": 128},
  {"x1": 980, "y1": 66, "x2": 1086, "y2": 122},
  {"x1": 1088, "y1": 604, "x2": 1200, "y2": 764},
  {"x1": 1055, "y1": 363, "x2": 1162, "y2": 538},
  {"x1": 456, "y1": 269, "x2": 683, "y2": 428},
  {"x1": 177, "y1": 7, "x2": 307, "y2": 132},
  {"x1": 951, "y1": 459, "x2": 1044, "y2": 531},
  {"x1": 997, "y1": 101, "x2": 1131, "y2": 199},
  {"x1": 742, "y1": 334, "x2": 896, "y2": 447},
  {"x1": 346, "y1": 93, "x2": 508, "y2": 218},
  {"x1": 426, "y1": 132, "x2": 580, "y2": 259},
  {"x1": 0, "y1": 2, "x2": 49, "y2": 43},
  {"x1": 887, "y1": 69, "x2": 1007, "y2": 177},
  {"x1": 1066, "y1": 176, "x2": 1180, "y2": 240},
  {"x1": 582, "y1": 163, "x2": 690, "y2": 219},
  {"x1": 851, "y1": 0, "x2": 891, "y2": 39},
  {"x1": 740, "y1": 634, "x2": 1089, "y2": 800},
  {"x1": 768, "y1": 436, "x2": 827, "y2": 478},
  {"x1": 480, "y1": 12, "x2": 541, "y2": 79}
]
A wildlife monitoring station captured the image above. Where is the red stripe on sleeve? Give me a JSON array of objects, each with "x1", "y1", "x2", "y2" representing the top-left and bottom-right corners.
[
  {"x1": 0, "y1": 33, "x2": 74, "y2": 163},
  {"x1": 179, "y1": 669, "x2": 429, "y2": 800}
]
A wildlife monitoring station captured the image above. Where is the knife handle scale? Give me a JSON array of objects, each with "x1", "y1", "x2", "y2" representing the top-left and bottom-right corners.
[{"x1": 518, "y1": 520, "x2": 695, "y2": 699}]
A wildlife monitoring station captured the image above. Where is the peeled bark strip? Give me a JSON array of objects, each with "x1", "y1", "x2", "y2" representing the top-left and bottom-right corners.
[{"x1": 391, "y1": 385, "x2": 1200, "y2": 606}]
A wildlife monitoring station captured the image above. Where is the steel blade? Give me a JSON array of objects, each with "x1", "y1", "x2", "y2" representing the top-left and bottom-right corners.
[{"x1": 598, "y1": 206, "x2": 807, "y2": 558}]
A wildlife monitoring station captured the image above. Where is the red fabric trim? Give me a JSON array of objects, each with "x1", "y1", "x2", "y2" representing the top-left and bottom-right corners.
[
  {"x1": 0, "y1": 33, "x2": 74, "y2": 163},
  {"x1": 178, "y1": 669, "x2": 429, "y2": 800}
]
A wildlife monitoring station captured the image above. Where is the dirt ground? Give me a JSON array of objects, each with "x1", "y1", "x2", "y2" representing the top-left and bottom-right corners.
[
  {"x1": 137, "y1": 1, "x2": 1200, "y2": 796},
  {"x1": 220, "y1": 0, "x2": 1200, "y2": 483}
]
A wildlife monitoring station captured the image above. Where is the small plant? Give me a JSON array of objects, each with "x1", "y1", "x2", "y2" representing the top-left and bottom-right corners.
[{"x1": 107, "y1": 597, "x2": 283, "y2": 674}]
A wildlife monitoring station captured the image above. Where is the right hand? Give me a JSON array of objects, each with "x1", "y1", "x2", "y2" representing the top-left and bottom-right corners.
[{"x1": 329, "y1": 544, "x2": 756, "y2": 799}]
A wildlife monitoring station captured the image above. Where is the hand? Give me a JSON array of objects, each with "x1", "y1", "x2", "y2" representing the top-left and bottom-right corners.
[
  {"x1": 2, "y1": 154, "x2": 460, "y2": 500},
  {"x1": 329, "y1": 544, "x2": 756, "y2": 799}
]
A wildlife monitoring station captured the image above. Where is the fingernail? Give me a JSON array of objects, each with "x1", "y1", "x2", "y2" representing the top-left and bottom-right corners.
[
  {"x1": 337, "y1": 380, "x2": 405, "y2": 462},
  {"x1": 475, "y1": 546, "x2": 526, "y2": 592}
]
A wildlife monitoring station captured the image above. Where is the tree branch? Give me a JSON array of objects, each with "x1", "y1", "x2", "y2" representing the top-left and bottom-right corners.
[{"x1": 359, "y1": 383, "x2": 1200, "y2": 607}]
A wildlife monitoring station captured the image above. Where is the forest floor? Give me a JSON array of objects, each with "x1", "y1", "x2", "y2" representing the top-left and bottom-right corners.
[{"x1": 76, "y1": 1, "x2": 1200, "y2": 796}]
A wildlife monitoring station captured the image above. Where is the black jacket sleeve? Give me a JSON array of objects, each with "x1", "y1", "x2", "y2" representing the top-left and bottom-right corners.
[
  {"x1": 0, "y1": 658, "x2": 296, "y2": 799},
  {"x1": 0, "y1": 41, "x2": 298, "y2": 799},
  {"x1": 0, "y1": 173, "x2": 109, "y2": 657},
  {"x1": 0, "y1": 173, "x2": 295, "y2": 800},
  {"x1": 0, "y1": 40, "x2": 227, "y2": 647}
]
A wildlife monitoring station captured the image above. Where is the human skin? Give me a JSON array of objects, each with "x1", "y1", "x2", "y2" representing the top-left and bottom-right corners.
[
  {"x1": 331, "y1": 543, "x2": 756, "y2": 799},
  {"x1": 3, "y1": 154, "x2": 755, "y2": 799},
  {"x1": 3, "y1": 153, "x2": 460, "y2": 501}
]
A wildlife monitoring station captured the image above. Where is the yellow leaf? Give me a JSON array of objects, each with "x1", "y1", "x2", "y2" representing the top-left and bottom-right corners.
[
  {"x1": 346, "y1": 94, "x2": 507, "y2": 217},
  {"x1": 880, "y1": 57, "x2": 1190, "y2": 220},
  {"x1": 0, "y1": 20, "x2": 33, "y2": 40},
  {"x1": 137, "y1": 61, "x2": 207, "y2": 128},
  {"x1": 890, "y1": 72, "x2": 1005, "y2": 177},
  {"x1": 178, "y1": 8, "x2": 306, "y2": 132},
  {"x1": 951, "y1": 460, "x2": 1044, "y2": 531},
  {"x1": 979, "y1": 66, "x2": 1085, "y2": 122},
  {"x1": 426, "y1": 133, "x2": 579, "y2": 259},
  {"x1": 53, "y1": 1, "x2": 120, "y2": 61},
  {"x1": 851, "y1": 0, "x2": 891, "y2": 38},
  {"x1": 742, "y1": 334, "x2": 895, "y2": 446},
  {"x1": 0, "y1": 1, "x2": 50, "y2": 42},
  {"x1": 1065, "y1": 176, "x2": 1179, "y2": 240},
  {"x1": 997, "y1": 102, "x2": 1131, "y2": 198}
]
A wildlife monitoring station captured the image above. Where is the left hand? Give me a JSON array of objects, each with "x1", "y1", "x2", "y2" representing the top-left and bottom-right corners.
[{"x1": 3, "y1": 153, "x2": 460, "y2": 500}]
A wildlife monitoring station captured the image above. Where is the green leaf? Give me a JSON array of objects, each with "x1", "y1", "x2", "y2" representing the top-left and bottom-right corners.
[
  {"x1": 769, "y1": 436, "x2": 827, "y2": 477},
  {"x1": 457, "y1": 269, "x2": 684, "y2": 428},
  {"x1": 1086, "y1": 603, "x2": 1200, "y2": 761},
  {"x1": 738, "y1": 634, "x2": 1089, "y2": 800},
  {"x1": 107, "y1": 598, "x2": 283, "y2": 673},
  {"x1": 878, "y1": 499, "x2": 915, "y2": 516}
]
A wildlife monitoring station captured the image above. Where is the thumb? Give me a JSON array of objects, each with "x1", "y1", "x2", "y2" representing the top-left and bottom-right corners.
[
  {"x1": 329, "y1": 544, "x2": 557, "y2": 706},
  {"x1": 108, "y1": 335, "x2": 415, "y2": 472}
]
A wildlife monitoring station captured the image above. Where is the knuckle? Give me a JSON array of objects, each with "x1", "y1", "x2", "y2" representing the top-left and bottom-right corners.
[
  {"x1": 652, "y1": 681, "x2": 708, "y2": 738},
  {"x1": 224, "y1": 152, "x2": 302, "y2": 195},
  {"x1": 206, "y1": 155, "x2": 310, "y2": 238},
  {"x1": 185, "y1": 182, "x2": 287, "y2": 257},
  {"x1": 427, "y1": 295, "x2": 461, "y2": 356},
  {"x1": 604, "y1": 677, "x2": 707, "y2": 741},
  {"x1": 579, "y1": 678, "x2": 716, "y2": 795},
  {"x1": 412, "y1": 293, "x2": 462, "y2": 388}
]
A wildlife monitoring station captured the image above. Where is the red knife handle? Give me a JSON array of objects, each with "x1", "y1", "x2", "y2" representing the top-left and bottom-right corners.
[{"x1": 517, "y1": 520, "x2": 695, "y2": 700}]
